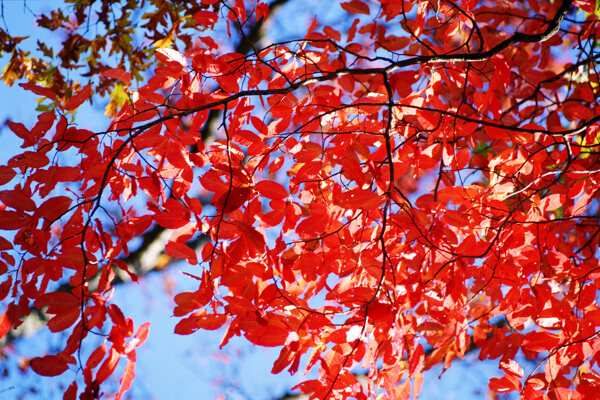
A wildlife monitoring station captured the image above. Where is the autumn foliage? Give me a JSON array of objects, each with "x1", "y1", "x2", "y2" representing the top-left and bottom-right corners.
[{"x1": 2, "y1": 0, "x2": 600, "y2": 398}]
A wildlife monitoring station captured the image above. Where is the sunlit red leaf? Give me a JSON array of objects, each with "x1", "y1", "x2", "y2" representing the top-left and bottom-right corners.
[
  {"x1": 489, "y1": 375, "x2": 522, "y2": 393},
  {"x1": 174, "y1": 310, "x2": 227, "y2": 334},
  {"x1": 0, "y1": 309, "x2": 11, "y2": 339},
  {"x1": 134, "y1": 322, "x2": 151, "y2": 347},
  {"x1": 156, "y1": 48, "x2": 187, "y2": 68},
  {"x1": 255, "y1": 180, "x2": 288, "y2": 200},
  {"x1": 334, "y1": 188, "x2": 381, "y2": 210},
  {"x1": 102, "y1": 68, "x2": 132, "y2": 85},
  {"x1": 500, "y1": 359, "x2": 524, "y2": 379},
  {"x1": 521, "y1": 331, "x2": 561, "y2": 352},
  {"x1": 244, "y1": 325, "x2": 288, "y2": 347},
  {"x1": 116, "y1": 360, "x2": 135, "y2": 400},
  {"x1": 408, "y1": 343, "x2": 425, "y2": 377},
  {"x1": 165, "y1": 240, "x2": 198, "y2": 264},
  {"x1": 96, "y1": 348, "x2": 119, "y2": 383},
  {"x1": 155, "y1": 210, "x2": 189, "y2": 229}
]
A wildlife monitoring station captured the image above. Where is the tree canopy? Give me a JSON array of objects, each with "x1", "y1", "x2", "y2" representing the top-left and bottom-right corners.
[{"x1": 1, "y1": 0, "x2": 600, "y2": 398}]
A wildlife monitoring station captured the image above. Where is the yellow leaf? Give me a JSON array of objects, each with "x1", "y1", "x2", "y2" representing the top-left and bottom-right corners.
[{"x1": 153, "y1": 37, "x2": 173, "y2": 49}]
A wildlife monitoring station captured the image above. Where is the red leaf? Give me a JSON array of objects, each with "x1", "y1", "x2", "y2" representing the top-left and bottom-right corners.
[
  {"x1": 102, "y1": 68, "x2": 132, "y2": 85},
  {"x1": 334, "y1": 188, "x2": 382, "y2": 210},
  {"x1": 0, "y1": 189, "x2": 37, "y2": 211},
  {"x1": 116, "y1": 360, "x2": 135, "y2": 400},
  {"x1": 8, "y1": 151, "x2": 49, "y2": 170},
  {"x1": 174, "y1": 310, "x2": 227, "y2": 334},
  {"x1": 30, "y1": 355, "x2": 69, "y2": 377},
  {"x1": 341, "y1": 0, "x2": 370, "y2": 15},
  {"x1": 63, "y1": 381, "x2": 77, "y2": 400},
  {"x1": 408, "y1": 343, "x2": 425, "y2": 377},
  {"x1": 194, "y1": 10, "x2": 218, "y2": 25},
  {"x1": 134, "y1": 322, "x2": 151, "y2": 347},
  {"x1": 64, "y1": 83, "x2": 93, "y2": 111},
  {"x1": 500, "y1": 359, "x2": 524, "y2": 379},
  {"x1": 86, "y1": 344, "x2": 107, "y2": 370},
  {"x1": 563, "y1": 102, "x2": 593, "y2": 121},
  {"x1": 8, "y1": 121, "x2": 31, "y2": 144},
  {"x1": 48, "y1": 308, "x2": 80, "y2": 333},
  {"x1": 156, "y1": 48, "x2": 187, "y2": 68},
  {"x1": 244, "y1": 325, "x2": 288, "y2": 347},
  {"x1": 255, "y1": 180, "x2": 288, "y2": 200},
  {"x1": 0, "y1": 236, "x2": 12, "y2": 251},
  {"x1": 0, "y1": 210, "x2": 30, "y2": 230},
  {"x1": 213, "y1": 186, "x2": 251, "y2": 213},
  {"x1": 19, "y1": 82, "x2": 57, "y2": 100},
  {"x1": 0, "y1": 309, "x2": 12, "y2": 339},
  {"x1": 489, "y1": 375, "x2": 522, "y2": 393},
  {"x1": 155, "y1": 210, "x2": 189, "y2": 229},
  {"x1": 34, "y1": 292, "x2": 79, "y2": 313},
  {"x1": 36, "y1": 196, "x2": 72, "y2": 222},
  {"x1": 522, "y1": 331, "x2": 561, "y2": 352},
  {"x1": 96, "y1": 347, "x2": 119, "y2": 383},
  {"x1": 539, "y1": 194, "x2": 563, "y2": 212},
  {"x1": 441, "y1": 210, "x2": 469, "y2": 227},
  {"x1": 165, "y1": 240, "x2": 198, "y2": 264},
  {"x1": 0, "y1": 166, "x2": 16, "y2": 185},
  {"x1": 108, "y1": 304, "x2": 127, "y2": 328}
]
